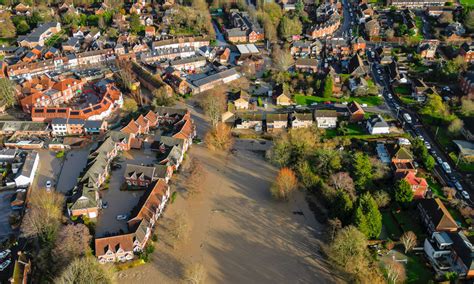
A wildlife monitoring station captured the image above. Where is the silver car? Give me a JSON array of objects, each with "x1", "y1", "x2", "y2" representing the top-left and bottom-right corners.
[
  {"x1": 0, "y1": 259, "x2": 11, "y2": 271},
  {"x1": 461, "y1": 191, "x2": 470, "y2": 200}
]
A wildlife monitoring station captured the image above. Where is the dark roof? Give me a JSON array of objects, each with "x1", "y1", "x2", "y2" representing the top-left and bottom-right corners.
[
  {"x1": 84, "y1": 120, "x2": 104, "y2": 129},
  {"x1": 418, "y1": 198, "x2": 458, "y2": 231},
  {"x1": 448, "y1": 232, "x2": 474, "y2": 271},
  {"x1": 295, "y1": 58, "x2": 318, "y2": 67},
  {"x1": 314, "y1": 110, "x2": 337, "y2": 118}
]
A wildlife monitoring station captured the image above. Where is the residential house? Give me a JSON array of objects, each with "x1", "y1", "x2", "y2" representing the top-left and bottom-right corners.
[
  {"x1": 51, "y1": 118, "x2": 68, "y2": 136},
  {"x1": 62, "y1": 37, "x2": 81, "y2": 53},
  {"x1": 306, "y1": 13, "x2": 340, "y2": 39},
  {"x1": 418, "y1": 198, "x2": 458, "y2": 234},
  {"x1": 460, "y1": 43, "x2": 474, "y2": 63},
  {"x1": 145, "y1": 26, "x2": 155, "y2": 37},
  {"x1": 95, "y1": 234, "x2": 135, "y2": 264},
  {"x1": 17, "y1": 22, "x2": 61, "y2": 48},
  {"x1": 390, "y1": 145, "x2": 417, "y2": 174},
  {"x1": 390, "y1": 0, "x2": 451, "y2": 8},
  {"x1": 290, "y1": 113, "x2": 313, "y2": 128},
  {"x1": 364, "y1": 18, "x2": 380, "y2": 39},
  {"x1": 266, "y1": 113, "x2": 288, "y2": 131},
  {"x1": 226, "y1": 10, "x2": 264, "y2": 43},
  {"x1": 290, "y1": 40, "x2": 313, "y2": 57},
  {"x1": 66, "y1": 119, "x2": 85, "y2": 136},
  {"x1": 459, "y1": 72, "x2": 474, "y2": 100},
  {"x1": 235, "y1": 113, "x2": 263, "y2": 131},
  {"x1": 276, "y1": 93, "x2": 292, "y2": 106},
  {"x1": 366, "y1": 115, "x2": 389, "y2": 134},
  {"x1": 314, "y1": 110, "x2": 338, "y2": 129},
  {"x1": 170, "y1": 56, "x2": 206, "y2": 72},
  {"x1": 124, "y1": 164, "x2": 158, "y2": 188},
  {"x1": 399, "y1": 171, "x2": 428, "y2": 199},
  {"x1": 348, "y1": 54, "x2": 368, "y2": 77},
  {"x1": 347, "y1": 101, "x2": 365, "y2": 122},
  {"x1": 231, "y1": 90, "x2": 250, "y2": 110},
  {"x1": 14, "y1": 151, "x2": 39, "y2": 188},
  {"x1": 84, "y1": 120, "x2": 108, "y2": 135},
  {"x1": 448, "y1": 231, "x2": 474, "y2": 279},
  {"x1": 352, "y1": 37, "x2": 367, "y2": 52},
  {"x1": 295, "y1": 58, "x2": 318, "y2": 73},
  {"x1": 419, "y1": 40, "x2": 439, "y2": 59}
]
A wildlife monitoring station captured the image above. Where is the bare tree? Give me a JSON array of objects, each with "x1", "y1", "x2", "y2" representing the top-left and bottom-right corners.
[
  {"x1": 272, "y1": 45, "x2": 294, "y2": 71},
  {"x1": 204, "y1": 123, "x2": 234, "y2": 152},
  {"x1": 329, "y1": 172, "x2": 355, "y2": 200},
  {"x1": 373, "y1": 190, "x2": 391, "y2": 208},
  {"x1": 199, "y1": 86, "x2": 227, "y2": 126},
  {"x1": 0, "y1": 78, "x2": 17, "y2": 109},
  {"x1": 383, "y1": 258, "x2": 406, "y2": 284},
  {"x1": 55, "y1": 257, "x2": 116, "y2": 284},
  {"x1": 21, "y1": 190, "x2": 64, "y2": 244},
  {"x1": 152, "y1": 86, "x2": 175, "y2": 108},
  {"x1": 53, "y1": 224, "x2": 92, "y2": 269},
  {"x1": 327, "y1": 218, "x2": 342, "y2": 241},
  {"x1": 442, "y1": 187, "x2": 456, "y2": 200},
  {"x1": 187, "y1": 159, "x2": 206, "y2": 195},
  {"x1": 184, "y1": 262, "x2": 206, "y2": 284},
  {"x1": 270, "y1": 167, "x2": 298, "y2": 200},
  {"x1": 400, "y1": 231, "x2": 417, "y2": 253}
]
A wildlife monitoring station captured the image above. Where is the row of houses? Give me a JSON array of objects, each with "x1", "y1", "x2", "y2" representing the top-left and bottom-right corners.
[{"x1": 92, "y1": 107, "x2": 195, "y2": 264}]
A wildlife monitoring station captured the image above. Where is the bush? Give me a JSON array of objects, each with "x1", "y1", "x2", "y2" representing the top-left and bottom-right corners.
[
  {"x1": 171, "y1": 191, "x2": 178, "y2": 204},
  {"x1": 56, "y1": 151, "x2": 65, "y2": 158}
]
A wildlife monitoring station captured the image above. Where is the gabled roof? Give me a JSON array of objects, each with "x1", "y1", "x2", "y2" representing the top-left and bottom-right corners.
[
  {"x1": 448, "y1": 232, "x2": 474, "y2": 271},
  {"x1": 124, "y1": 164, "x2": 156, "y2": 181},
  {"x1": 95, "y1": 234, "x2": 135, "y2": 256},
  {"x1": 315, "y1": 110, "x2": 338, "y2": 118},
  {"x1": 393, "y1": 146, "x2": 413, "y2": 161},
  {"x1": 402, "y1": 171, "x2": 428, "y2": 187},
  {"x1": 129, "y1": 179, "x2": 168, "y2": 223},
  {"x1": 121, "y1": 120, "x2": 140, "y2": 135},
  {"x1": 347, "y1": 101, "x2": 364, "y2": 114},
  {"x1": 419, "y1": 198, "x2": 458, "y2": 231}
]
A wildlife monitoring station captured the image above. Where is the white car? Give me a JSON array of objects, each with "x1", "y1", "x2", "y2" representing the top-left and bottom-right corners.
[
  {"x1": 0, "y1": 249, "x2": 10, "y2": 259},
  {"x1": 116, "y1": 214, "x2": 128, "y2": 221},
  {"x1": 454, "y1": 182, "x2": 463, "y2": 192},
  {"x1": 461, "y1": 191, "x2": 470, "y2": 200},
  {"x1": 0, "y1": 259, "x2": 11, "y2": 271},
  {"x1": 424, "y1": 142, "x2": 431, "y2": 150},
  {"x1": 46, "y1": 180, "x2": 52, "y2": 189},
  {"x1": 436, "y1": 157, "x2": 443, "y2": 165},
  {"x1": 387, "y1": 94, "x2": 393, "y2": 99}
]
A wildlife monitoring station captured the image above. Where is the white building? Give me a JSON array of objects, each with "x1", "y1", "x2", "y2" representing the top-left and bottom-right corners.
[
  {"x1": 366, "y1": 115, "x2": 390, "y2": 134},
  {"x1": 14, "y1": 151, "x2": 39, "y2": 188},
  {"x1": 314, "y1": 110, "x2": 338, "y2": 129},
  {"x1": 51, "y1": 118, "x2": 68, "y2": 136}
]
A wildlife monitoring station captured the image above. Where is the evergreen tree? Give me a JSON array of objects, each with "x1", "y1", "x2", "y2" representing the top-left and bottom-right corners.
[
  {"x1": 352, "y1": 152, "x2": 373, "y2": 192},
  {"x1": 353, "y1": 206, "x2": 369, "y2": 236},
  {"x1": 395, "y1": 180, "x2": 414, "y2": 205},
  {"x1": 323, "y1": 76, "x2": 333, "y2": 98}
]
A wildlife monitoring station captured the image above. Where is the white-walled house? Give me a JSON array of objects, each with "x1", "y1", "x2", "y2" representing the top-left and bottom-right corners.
[
  {"x1": 14, "y1": 151, "x2": 39, "y2": 188},
  {"x1": 367, "y1": 115, "x2": 390, "y2": 134}
]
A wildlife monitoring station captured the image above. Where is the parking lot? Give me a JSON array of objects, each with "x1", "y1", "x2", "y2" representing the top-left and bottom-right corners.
[
  {"x1": 55, "y1": 148, "x2": 91, "y2": 194},
  {"x1": 95, "y1": 144, "x2": 158, "y2": 237},
  {"x1": 0, "y1": 191, "x2": 15, "y2": 242},
  {"x1": 31, "y1": 150, "x2": 63, "y2": 191}
]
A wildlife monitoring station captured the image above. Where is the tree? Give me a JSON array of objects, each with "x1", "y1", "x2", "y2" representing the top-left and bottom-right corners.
[
  {"x1": 385, "y1": 28, "x2": 395, "y2": 39},
  {"x1": 328, "y1": 226, "x2": 369, "y2": 274},
  {"x1": 199, "y1": 86, "x2": 227, "y2": 126},
  {"x1": 400, "y1": 231, "x2": 417, "y2": 253},
  {"x1": 329, "y1": 172, "x2": 355, "y2": 201},
  {"x1": 21, "y1": 190, "x2": 64, "y2": 244},
  {"x1": 461, "y1": 97, "x2": 474, "y2": 116},
  {"x1": 0, "y1": 12, "x2": 16, "y2": 38},
  {"x1": 122, "y1": 98, "x2": 138, "y2": 113},
  {"x1": 353, "y1": 193, "x2": 382, "y2": 239},
  {"x1": 352, "y1": 152, "x2": 373, "y2": 192},
  {"x1": 296, "y1": 161, "x2": 321, "y2": 189},
  {"x1": 443, "y1": 186, "x2": 456, "y2": 200},
  {"x1": 205, "y1": 123, "x2": 233, "y2": 152},
  {"x1": 438, "y1": 12, "x2": 453, "y2": 24},
  {"x1": 262, "y1": 14, "x2": 277, "y2": 43},
  {"x1": 278, "y1": 16, "x2": 302, "y2": 39},
  {"x1": 184, "y1": 262, "x2": 206, "y2": 284},
  {"x1": 395, "y1": 180, "x2": 414, "y2": 205},
  {"x1": 465, "y1": 10, "x2": 474, "y2": 31},
  {"x1": 129, "y1": 13, "x2": 143, "y2": 34},
  {"x1": 332, "y1": 190, "x2": 353, "y2": 224},
  {"x1": 322, "y1": 76, "x2": 333, "y2": 98},
  {"x1": 270, "y1": 167, "x2": 298, "y2": 200},
  {"x1": 448, "y1": 118, "x2": 464, "y2": 136},
  {"x1": 152, "y1": 86, "x2": 174, "y2": 108},
  {"x1": 382, "y1": 258, "x2": 406, "y2": 284},
  {"x1": 327, "y1": 218, "x2": 342, "y2": 241},
  {"x1": 53, "y1": 224, "x2": 92, "y2": 270},
  {"x1": 0, "y1": 78, "x2": 17, "y2": 109},
  {"x1": 263, "y1": 2, "x2": 283, "y2": 25},
  {"x1": 272, "y1": 45, "x2": 294, "y2": 71},
  {"x1": 373, "y1": 190, "x2": 391, "y2": 208},
  {"x1": 187, "y1": 159, "x2": 206, "y2": 195},
  {"x1": 55, "y1": 257, "x2": 116, "y2": 284}
]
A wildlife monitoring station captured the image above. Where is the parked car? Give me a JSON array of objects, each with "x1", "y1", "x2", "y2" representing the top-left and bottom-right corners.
[
  {"x1": 102, "y1": 201, "x2": 108, "y2": 209},
  {"x1": 116, "y1": 214, "x2": 128, "y2": 221},
  {"x1": 454, "y1": 182, "x2": 463, "y2": 192},
  {"x1": 0, "y1": 249, "x2": 10, "y2": 259},
  {"x1": 0, "y1": 259, "x2": 11, "y2": 271},
  {"x1": 424, "y1": 142, "x2": 431, "y2": 150},
  {"x1": 461, "y1": 191, "x2": 470, "y2": 200},
  {"x1": 442, "y1": 162, "x2": 452, "y2": 174},
  {"x1": 436, "y1": 157, "x2": 443, "y2": 165},
  {"x1": 46, "y1": 180, "x2": 51, "y2": 189}
]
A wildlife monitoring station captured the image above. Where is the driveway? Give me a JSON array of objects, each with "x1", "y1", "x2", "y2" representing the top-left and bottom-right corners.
[
  {"x1": 31, "y1": 149, "x2": 63, "y2": 191},
  {"x1": 0, "y1": 191, "x2": 15, "y2": 241},
  {"x1": 55, "y1": 148, "x2": 91, "y2": 194},
  {"x1": 95, "y1": 146, "x2": 158, "y2": 237}
]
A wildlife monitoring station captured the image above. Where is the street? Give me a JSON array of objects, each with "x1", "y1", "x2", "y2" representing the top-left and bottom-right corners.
[{"x1": 370, "y1": 51, "x2": 473, "y2": 206}]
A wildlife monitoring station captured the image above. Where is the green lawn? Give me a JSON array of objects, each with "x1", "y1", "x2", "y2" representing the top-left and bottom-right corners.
[
  {"x1": 400, "y1": 96, "x2": 418, "y2": 105},
  {"x1": 449, "y1": 152, "x2": 474, "y2": 173},
  {"x1": 294, "y1": 95, "x2": 382, "y2": 106},
  {"x1": 428, "y1": 178, "x2": 446, "y2": 201},
  {"x1": 447, "y1": 207, "x2": 468, "y2": 228},
  {"x1": 382, "y1": 211, "x2": 403, "y2": 240},
  {"x1": 394, "y1": 85, "x2": 411, "y2": 95},
  {"x1": 392, "y1": 209, "x2": 426, "y2": 238},
  {"x1": 461, "y1": 0, "x2": 474, "y2": 6},
  {"x1": 406, "y1": 253, "x2": 434, "y2": 283}
]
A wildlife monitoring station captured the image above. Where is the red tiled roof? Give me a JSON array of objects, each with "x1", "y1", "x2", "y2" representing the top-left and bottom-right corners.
[
  {"x1": 95, "y1": 234, "x2": 135, "y2": 256},
  {"x1": 403, "y1": 171, "x2": 428, "y2": 187},
  {"x1": 52, "y1": 78, "x2": 82, "y2": 92},
  {"x1": 173, "y1": 118, "x2": 193, "y2": 140},
  {"x1": 144, "y1": 110, "x2": 158, "y2": 126},
  {"x1": 135, "y1": 114, "x2": 148, "y2": 129},
  {"x1": 130, "y1": 179, "x2": 167, "y2": 222},
  {"x1": 121, "y1": 120, "x2": 140, "y2": 135}
]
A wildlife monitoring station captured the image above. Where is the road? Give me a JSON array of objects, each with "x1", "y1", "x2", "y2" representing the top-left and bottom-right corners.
[{"x1": 369, "y1": 50, "x2": 473, "y2": 206}]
